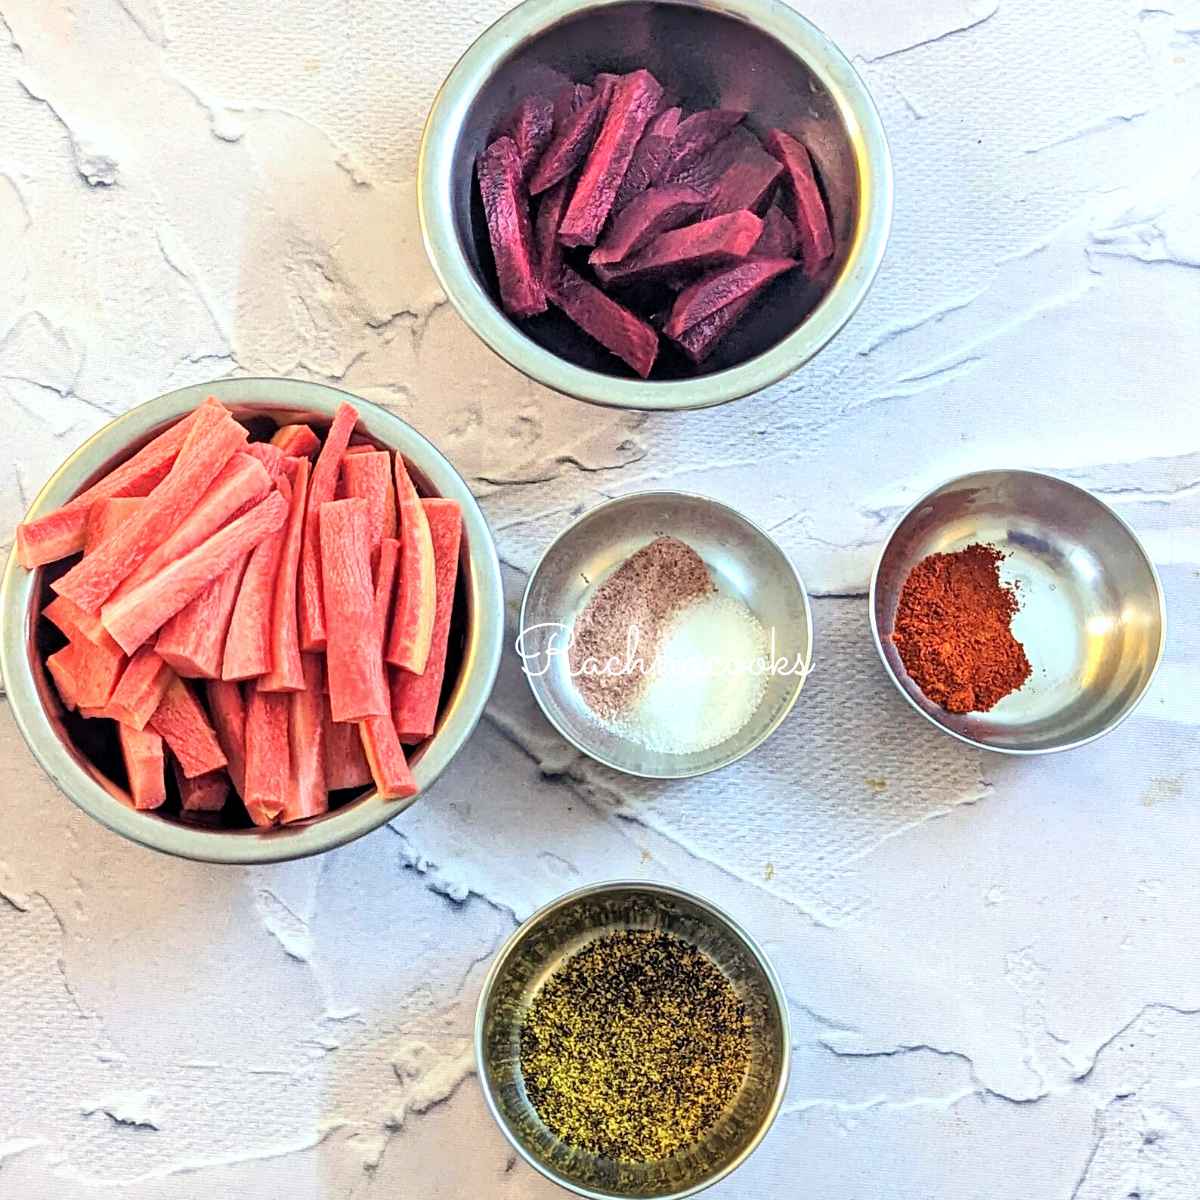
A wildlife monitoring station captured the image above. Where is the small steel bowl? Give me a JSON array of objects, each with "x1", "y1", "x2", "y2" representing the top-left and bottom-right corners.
[
  {"x1": 0, "y1": 378, "x2": 505, "y2": 863},
  {"x1": 870, "y1": 469, "x2": 1166, "y2": 754},
  {"x1": 419, "y1": 0, "x2": 892, "y2": 410},
  {"x1": 476, "y1": 880, "x2": 790, "y2": 1199},
  {"x1": 520, "y1": 491, "x2": 812, "y2": 778}
]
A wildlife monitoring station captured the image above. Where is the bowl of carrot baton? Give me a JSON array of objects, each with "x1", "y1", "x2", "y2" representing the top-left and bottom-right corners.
[
  {"x1": 0, "y1": 378, "x2": 504, "y2": 864},
  {"x1": 419, "y1": 0, "x2": 892, "y2": 410}
]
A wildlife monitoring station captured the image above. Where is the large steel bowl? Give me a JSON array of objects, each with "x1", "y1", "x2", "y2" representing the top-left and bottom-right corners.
[{"x1": 0, "y1": 378, "x2": 505, "y2": 863}]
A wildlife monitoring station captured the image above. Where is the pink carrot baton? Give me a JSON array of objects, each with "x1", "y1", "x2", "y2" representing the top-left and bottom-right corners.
[
  {"x1": 321, "y1": 498, "x2": 389, "y2": 722},
  {"x1": 340, "y1": 451, "x2": 397, "y2": 565},
  {"x1": 283, "y1": 653, "x2": 328, "y2": 824},
  {"x1": 270, "y1": 423, "x2": 321, "y2": 459},
  {"x1": 156, "y1": 554, "x2": 249, "y2": 679},
  {"x1": 106, "y1": 452, "x2": 271, "y2": 609},
  {"x1": 391, "y1": 499, "x2": 462, "y2": 744},
  {"x1": 243, "y1": 689, "x2": 289, "y2": 827},
  {"x1": 206, "y1": 679, "x2": 248, "y2": 797},
  {"x1": 221, "y1": 478, "x2": 293, "y2": 681},
  {"x1": 323, "y1": 694, "x2": 371, "y2": 790},
  {"x1": 119, "y1": 723, "x2": 167, "y2": 811},
  {"x1": 104, "y1": 645, "x2": 174, "y2": 730},
  {"x1": 298, "y1": 402, "x2": 359, "y2": 651},
  {"x1": 257, "y1": 457, "x2": 309, "y2": 693},
  {"x1": 101, "y1": 489, "x2": 289, "y2": 656},
  {"x1": 149, "y1": 677, "x2": 227, "y2": 778},
  {"x1": 54, "y1": 405, "x2": 248, "y2": 613},
  {"x1": 359, "y1": 539, "x2": 416, "y2": 799},
  {"x1": 175, "y1": 762, "x2": 230, "y2": 813},
  {"x1": 15, "y1": 400, "x2": 221, "y2": 568},
  {"x1": 386, "y1": 459, "x2": 436, "y2": 674}
]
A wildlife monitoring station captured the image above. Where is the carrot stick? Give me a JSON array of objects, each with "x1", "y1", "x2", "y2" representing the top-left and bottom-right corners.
[
  {"x1": 221, "y1": 480, "x2": 292, "y2": 681},
  {"x1": 256, "y1": 457, "x2": 309, "y2": 693},
  {"x1": 243, "y1": 689, "x2": 289, "y2": 826},
  {"x1": 118, "y1": 724, "x2": 167, "y2": 810},
  {"x1": 105, "y1": 452, "x2": 271, "y2": 608},
  {"x1": 43, "y1": 594, "x2": 121, "y2": 655},
  {"x1": 323, "y1": 695, "x2": 371, "y2": 790},
  {"x1": 299, "y1": 401, "x2": 359, "y2": 651},
  {"x1": 206, "y1": 679, "x2": 247, "y2": 796},
  {"x1": 283, "y1": 654, "x2": 327, "y2": 823},
  {"x1": 391, "y1": 500, "x2": 462, "y2": 743},
  {"x1": 244, "y1": 442, "x2": 285, "y2": 479},
  {"x1": 45, "y1": 651, "x2": 79, "y2": 711},
  {"x1": 359, "y1": 537, "x2": 416, "y2": 799},
  {"x1": 320, "y1": 498, "x2": 388, "y2": 722},
  {"x1": 155, "y1": 554, "x2": 249, "y2": 679},
  {"x1": 270, "y1": 423, "x2": 321, "y2": 458},
  {"x1": 15, "y1": 400, "x2": 220, "y2": 568},
  {"x1": 386, "y1": 459, "x2": 436, "y2": 673},
  {"x1": 85, "y1": 497, "x2": 147, "y2": 553},
  {"x1": 46, "y1": 640, "x2": 125, "y2": 711},
  {"x1": 53, "y1": 406, "x2": 248, "y2": 612},
  {"x1": 101, "y1": 490, "x2": 289, "y2": 655},
  {"x1": 174, "y1": 762, "x2": 230, "y2": 813},
  {"x1": 105, "y1": 645, "x2": 173, "y2": 730},
  {"x1": 340, "y1": 451, "x2": 396, "y2": 564},
  {"x1": 149, "y1": 677, "x2": 227, "y2": 778}
]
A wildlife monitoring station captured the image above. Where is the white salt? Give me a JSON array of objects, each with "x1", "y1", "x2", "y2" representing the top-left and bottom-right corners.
[{"x1": 612, "y1": 593, "x2": 769, "y2": 755}]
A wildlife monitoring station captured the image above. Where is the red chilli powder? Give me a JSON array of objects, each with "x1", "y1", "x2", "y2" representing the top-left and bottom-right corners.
[
  {"x1": 569, "y1": 537, "x2": 714, "y2": 721},
  {"x1": 890, "y1": 543, "x2": 1032, "y2": 714}
]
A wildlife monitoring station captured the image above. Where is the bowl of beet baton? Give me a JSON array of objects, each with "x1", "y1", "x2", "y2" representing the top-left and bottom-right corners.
[
  {"x1": 419, "y1": 0, "x2": 892, "y2": 410},
  {"x1": 870, "y1": 470, "x2": 1166, "y2": 755},
  {"x1": 0, "y1": 378, "x2": 504, "y2": 864}
]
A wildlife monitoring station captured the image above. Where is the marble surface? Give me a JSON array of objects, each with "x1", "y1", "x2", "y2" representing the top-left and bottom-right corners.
[{"x1": 1, "y1": 1, "x2": 1199, "y2": 1196}]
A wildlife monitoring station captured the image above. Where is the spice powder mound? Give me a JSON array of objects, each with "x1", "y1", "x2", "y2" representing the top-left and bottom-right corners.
[
  {"x1": 890, "y1": 542, "x2": 1032, "y2": 714},
  {"x1": 569, "y1": 537, "x2": 715, "y2": 722},
  {"x1": 519, "y1": 929, "x2": 752, "y2": 1163}
]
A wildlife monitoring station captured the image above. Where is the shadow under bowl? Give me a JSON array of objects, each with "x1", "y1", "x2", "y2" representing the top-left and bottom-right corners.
[
  {"x1": 0, "y1": 378, "x2": 505, "y2": 863},
  {"x1": 475, "y1": 881, "x2": 790, "y2": 1199},
  {"x1": 520, "y1": 491, "x2": 812, "y2": 777},
  {"x1": 419, "y1": 0, "x2": 892, "y2": 408},
  {"x1": 870, "y1": 469, "x2": 1166, "y2": 754}
]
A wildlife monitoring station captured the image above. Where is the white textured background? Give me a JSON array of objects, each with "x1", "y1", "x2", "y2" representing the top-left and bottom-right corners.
[{"x1": 2, "y1": 1, "x2": 1199, "y2": 1196}]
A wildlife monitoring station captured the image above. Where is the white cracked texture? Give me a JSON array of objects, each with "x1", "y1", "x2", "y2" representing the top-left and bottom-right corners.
[{"x1": 0, "y1": 0, "x2": 1198, "y2": 1196}]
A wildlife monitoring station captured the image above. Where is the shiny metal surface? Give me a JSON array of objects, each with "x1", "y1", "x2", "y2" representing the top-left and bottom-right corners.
[
  {"x1": 0, "y1": 379, "x2": 505, "y2": 863},
  {"x1": 520, "y1": 491, "x2": 812, "y2": 778},
  {"x1": 475, "y1": 880, "x2": 790, "y2": 1199},
  {"x1": 418, "y1": 0, "x2": 893, "y2": 410},
  {"x1": 870, "y1": 470, "x2": 1166, "y2": 755}
]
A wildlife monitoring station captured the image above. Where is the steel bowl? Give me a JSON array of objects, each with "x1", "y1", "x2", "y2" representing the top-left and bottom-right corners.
[
  {"x1": 0, "y1": 378, "x2": 505, "y2": 863},
  {"x1": 870, "y1": 469, "x2": 1166, "y2": 754},
  {"x1": 418, "y1": 0, "x2": 892, "y2": 410},
  {"x1": 476, "y1": 880, "x2": 790, "y2": 1199},
  {"x1": 520, "y1": 491, "x2": 812, "y2": 778}
]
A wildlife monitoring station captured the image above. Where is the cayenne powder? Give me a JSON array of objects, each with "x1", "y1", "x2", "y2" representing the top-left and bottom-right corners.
[{"x1": 890, "y1": 543, "x2": 1031, "y2": 714}]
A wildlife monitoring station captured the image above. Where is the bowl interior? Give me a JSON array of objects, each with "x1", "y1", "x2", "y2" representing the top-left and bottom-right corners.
[
  {"x1": 478, "y1": 884, "x2": 788, "y2": 1198},
  {"x1": 23, "y1": 398, "x2": 474, "y2": 835},
  {"x1": 452, "y1": 0, "x2": 860, "y2": 379},
  {"x1": 521, "y1": 492, "x2": 811, "y2": 777},
  {"x1": 872, "y1": 471, "x2": 1164, "y2": 753}
]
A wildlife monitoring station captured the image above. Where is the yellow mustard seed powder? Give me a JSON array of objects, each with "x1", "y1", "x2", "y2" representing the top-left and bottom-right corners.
[{"x1": 519, "y1": 929, "x2": 753, "y2": 1163}]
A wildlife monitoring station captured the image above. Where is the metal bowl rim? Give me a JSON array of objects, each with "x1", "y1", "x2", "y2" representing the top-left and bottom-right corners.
[
  {"x1": 0, "y1": 377, "x2": 505, "y2": 863},
  {"x1": 518, "y1": 489, "x2": 814, "y2": 779},
  {"x1": 417, "y1": 0, "x2": 894, "y2": 411},
  {"x1": 473, "y1": 878, "x2": 792, "y2": 1200},
  {"x1": 868, "y1": 467, "x2": 1168, "y2": 756}
]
